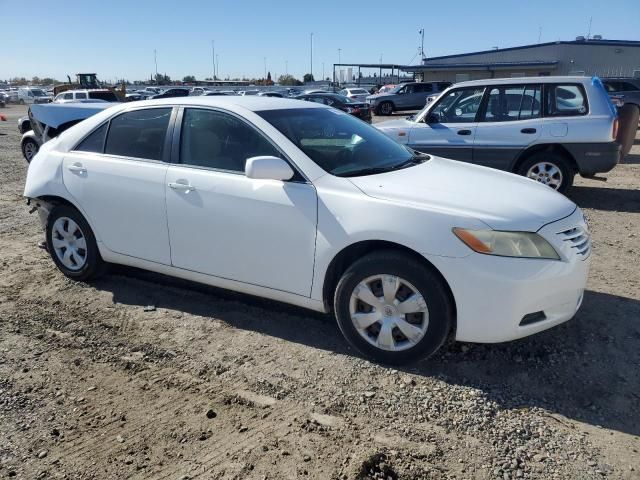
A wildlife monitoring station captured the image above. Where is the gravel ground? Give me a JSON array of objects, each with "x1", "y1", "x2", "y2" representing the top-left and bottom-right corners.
[{"x1": 0, "y1": 104, "x2": 639, "y2": 480}]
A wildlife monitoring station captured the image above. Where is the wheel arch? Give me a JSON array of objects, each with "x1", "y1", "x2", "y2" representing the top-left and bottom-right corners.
[
  {"x1": 322, "y1": 240, "x2": 457, "y2": 332},
  {"x1": 511, "y1": 144, "x2": 578, "y2": 174},
  {"x1": 33, "y1": 195, "x2": 102, "y2": 244}
]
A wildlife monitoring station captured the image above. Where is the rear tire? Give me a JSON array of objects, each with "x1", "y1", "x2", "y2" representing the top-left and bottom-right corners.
[
  {"x1": 517, "y1": 152, "x2": 573, "y2": 194},
  {"x1": 377, "y1": 101, "x2": 394, "y2": 116},
  {"x1": 333, "y1": 250, "x2": 453, "y2": 365},
  {"x1": 46, "y1": 205, "x2": 105, "y2": 281}
]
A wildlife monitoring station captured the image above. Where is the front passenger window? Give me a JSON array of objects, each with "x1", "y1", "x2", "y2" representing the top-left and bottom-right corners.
[{"x1": 180, "y1": 109, "x2": 281, "y2": 173}]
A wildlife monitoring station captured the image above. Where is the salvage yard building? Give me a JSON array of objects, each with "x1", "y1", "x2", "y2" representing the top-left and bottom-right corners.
[{"x1": 405, "y1": 38, "x2": 640, "y2": 82}]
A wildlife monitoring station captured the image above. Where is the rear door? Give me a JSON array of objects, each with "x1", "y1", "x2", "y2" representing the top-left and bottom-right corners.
[
  {"x1": 407, "y1": 86, "x2": 485, "y2": 161},
  {"x1": 62, "y1": 107, "x2": 174, "y2": 264},
  {"x1": 473, "y1": 84, "x2": 542, "y2": 170}
]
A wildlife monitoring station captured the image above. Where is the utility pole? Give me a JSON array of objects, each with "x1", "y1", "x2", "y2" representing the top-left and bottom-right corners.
[
  {"x1": 216, "y1": 54, "x2": 220, "y2": 80},
  {"x1": 264, "y1": 57, "x2": 267, "y2": 83},
  {"x1": 211, "y1": 40, "x2": 216, "y2": 80},
  {"x1": 322, "y1": 62, "x2": 324, "y2": 81},
  {"x1": 338, "y1": 48, "x2": 341, "y2": 65},
  {"x1": 587, "y1": 16, "x2": 593, "y2": 39},
  {"x1": 538, "y1": 26, "x2": 542, "y2": 43},
  {"x1": 154, "y1": 49, "x2": 158, "y2": 82},
  {"x1": 310, "y1": 32, "x2": 314, "y2": 80},
  {"x1": 285, "y1": 60, "x2": 288, "y2": 76},
  {"x1": 419, "y1": 28, "x2": 425, "y2": 61}
]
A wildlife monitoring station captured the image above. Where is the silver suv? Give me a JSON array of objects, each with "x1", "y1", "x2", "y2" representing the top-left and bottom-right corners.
[
  {"x1": 367, "y1": 82, "x2": 451, "y2": 116},
  {"x1": 375, "y1": 76, "x2": 622, "y2": 193}
]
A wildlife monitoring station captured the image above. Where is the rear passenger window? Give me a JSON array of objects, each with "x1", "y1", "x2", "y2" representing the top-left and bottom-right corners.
[
  {"x1": 483, "y1": 85, "x2": 541, "y2": 122},
  {"x1": 105, "y1": 108, "x2": 171, "y2": 160},
  {"x1": 75, "y1": 123, "x2": 108, "y2": 153},
  {"x1": 180, "y1": 108, "x2": 280, "y2": 172},
  {"x1": 545, "y1": 85, "x2": 588, "y2": 117},
  {"x1": 75, "y1": 92, "x2": 87, "y2": 99}
]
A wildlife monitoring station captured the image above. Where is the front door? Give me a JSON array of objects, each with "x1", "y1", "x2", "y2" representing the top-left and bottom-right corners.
[
  {"x1": 473, "y1": 84, "x2": 542, "y2": 170},
  {"x1": 62, "y1": 107, "x2": 174, "y2": 264},
  {"x1": 407, "y1": 87, "x2": 485, "y2": 161},
  {"x1": 165, "y1": 108, "x2": 318, "y2": 297}
]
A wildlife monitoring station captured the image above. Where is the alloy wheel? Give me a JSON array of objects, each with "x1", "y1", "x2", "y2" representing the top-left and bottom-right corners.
[
  {"x1": 349, "y1": 274, "x2": 429, "y2": 352},
  {"x1": 23, "y1": 141, "x2": 38, "y2": 162},
  {"x1": 51, "y1": 217, "x2": 88, "y2": 271},
  {"x1": 526, "y1": 161, "x2": 563, "y2": 190}
]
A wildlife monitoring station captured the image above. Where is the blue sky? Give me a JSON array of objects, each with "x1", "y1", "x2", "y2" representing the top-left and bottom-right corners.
[{"x1": 2, "y1": 0, "x2": 639, "y2": 82}]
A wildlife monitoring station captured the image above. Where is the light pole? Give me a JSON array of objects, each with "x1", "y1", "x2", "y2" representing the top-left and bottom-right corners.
[
  {"x1": 419, "y1": 28, "x2": 425, "y2": 61},
  {"x1": 264, "y1": 57, "x2": 267, "y2": 82},
  {"x1": 211, "y1": 40, "x2": 216, "y2": 80},
  {"x1": 310, "y1": 33, "x2": 313, "y2": 80},
  {"x1": 322, "y1": 62, "x2": 324, "y2": 82},
  {"x1": 154, "y1": 49, "x2": 158, "y2": 82},
  {"x1": 285, "y1": 60, "x2": 288, "y2": 76},
  {"x1": 216, "y1": 54, "x2": 220, "y2": 80}
]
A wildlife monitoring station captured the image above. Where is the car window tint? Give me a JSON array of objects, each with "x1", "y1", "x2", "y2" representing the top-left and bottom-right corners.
[
  {"x1": 63, "y1": 93, "x2": 73, "y2": 99},
  {"x1": 546, "y1": 84, "x2": 587, "y2": 116},
  {"x1": 105, "y1": 108, "x2": 171, "y2": 160},
  {"x1": 180, "y1": 108, "x2": 280, "y2": 172},
  {"x1": 431, "y1": 88, "x2": 484, "y2": 123},
  {"x1": 75, "y1": 123, "x2": 108, "y2": 153},
  {"x1": 75, "y1": 92, "x2": 87, "y2": 99},
  {"x1": 483, "y1": 85, "x2": 541, "y2": 122}
]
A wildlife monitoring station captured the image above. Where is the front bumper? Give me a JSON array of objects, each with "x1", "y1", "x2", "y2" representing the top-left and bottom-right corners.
[
  {"x1": 425, "y1": 208, "x2": 591, "y2": 343},
  {"x1": 564, "y1": 141, "x2": 621, "y2": 176}
]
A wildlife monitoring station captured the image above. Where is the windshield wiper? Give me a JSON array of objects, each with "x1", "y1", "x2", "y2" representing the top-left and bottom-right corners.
[{"x1": 340, "y1": 155, "x2": 428, "y2": 177}]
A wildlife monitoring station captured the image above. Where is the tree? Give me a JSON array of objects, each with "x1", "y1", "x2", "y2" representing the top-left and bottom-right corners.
[
  {"x1": 278, "y1": 74, "x2": 303, "y2": 86},
  {"x1": 41, "y1": 77, "x2": 59, "y2": 85},
  {"x1": 303, "y1": 73, "x2": 315, "y2": 83},
  {"x1": 155, "y1": 73, "x2": 171, "y2": 85},
  {"x1": 31, "y1": 76, "x2": 41, "y2": 85},
  {"x1": 183, "y1": 75, "x2": 196, "y2": 83}
]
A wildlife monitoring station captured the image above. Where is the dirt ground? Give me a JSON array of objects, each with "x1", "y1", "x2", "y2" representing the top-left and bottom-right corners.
[{"x1": 0, "y1": 104, "x2": 638, "y2": 480}]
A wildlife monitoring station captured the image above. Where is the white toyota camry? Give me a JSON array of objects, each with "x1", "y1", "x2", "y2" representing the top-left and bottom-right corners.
[{"x1": 24, "y1": 97, "x2": 591, "y2": 364}]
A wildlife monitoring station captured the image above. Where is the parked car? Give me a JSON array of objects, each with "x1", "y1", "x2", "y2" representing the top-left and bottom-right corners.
[
  {"x1": 602, "y1": 78, "x2": 640, "y2": 109},
  {"x1": 257, "y1": 91, "x2": 285, "y2": 97},
  {"x1": 296, "y1": 92, "x2": 371, "y2": 122},
  {"x1": 25, "y1": 96, "x2": 591, "y2": 364},
  {"x1": 0, "y1": 91, "x2": 6, "y2": 107},
  {"x1": 20, "y1": 102, "x2": 113, "y2": 162},
  {"x1": 18, "y1": 115, "x2": 31, "y2": 134},
  {"x1": 53, "y1": 89, "x2": 119, "y2": 103},
  {"x1": 237, "y1": 90, "x2": 260, "y2": 96},
  {"x1": 367, "y1": 82, "x2": 452, "y2": 115},
  {"x1": 376, "y1": 84, "x2": 396, "y2": 95},
  {"x1": 190, "y1": 87, "x2": 209, "y2": 96},
  {"x1": 338, "y1": 87, "x2": 370, "y2": 102},
  {"x1": 150, "y1": 88, "x2": 190, "y2": 99},
  {"x1": 375, "y1": 76, "x2": 624, "y2": 193},
  {"x1": 203, "y1": 91, "x2": 230, "y2": 96},
  {"x1": 18, "y1": 87, "x2": 53, "y2": 104}
]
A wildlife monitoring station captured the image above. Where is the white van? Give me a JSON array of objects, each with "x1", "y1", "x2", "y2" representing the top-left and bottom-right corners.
[{"x1": 18, "y1": 87, "x2": 52, "y2": 105}]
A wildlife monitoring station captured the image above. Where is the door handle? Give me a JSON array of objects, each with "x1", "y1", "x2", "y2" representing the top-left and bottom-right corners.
[
  {"x1": 457, "y1": 129, "x2": 472, "y2": 136},
  {"x1": 67, "y1": 163, "x2": 86, "y2": 174},
  {"x1": 168, "y1": 182, "x2": 196, "y2": 192},
  {"x1": 521, "y1": 128, "x2": 537, "y2": 134}
]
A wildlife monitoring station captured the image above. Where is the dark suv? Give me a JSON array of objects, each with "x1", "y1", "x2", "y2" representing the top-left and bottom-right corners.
[{"x1": 602, "y1": 78, "x2": 640, "y2": 109}]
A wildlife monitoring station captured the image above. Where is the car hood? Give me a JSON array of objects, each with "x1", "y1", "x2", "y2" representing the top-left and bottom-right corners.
[
  {"x1": 366, "y1": 92, "x2": 395, "y2": 101},
  {"x1": 347, "y1": 156, "x2": 576, "y2": 232},
  {"x1": 375, "y1": 118, "x2": 414, "y2": 131}
]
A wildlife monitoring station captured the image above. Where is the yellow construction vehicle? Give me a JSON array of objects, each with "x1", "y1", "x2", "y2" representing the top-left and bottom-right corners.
[{"x1": 53, "y1": 73, "x2": 126, "y2": 101}]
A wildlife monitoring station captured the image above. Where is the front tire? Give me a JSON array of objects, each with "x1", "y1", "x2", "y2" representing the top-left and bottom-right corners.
[
  {"x1": 377, "y1": 101, "x2": 394, "y2": 116},
  {"x1": 334, "y1": 251, "x2": 453, "y2": 365},
  {"x1": 22, "y1": 138, "x2": 39, "y2": 163},
  {"x1": 46, "y1": 205, "x2": 104, "y2": 281},
  {"x1": 517, "y1": 152, "x2": 573, "y2": 194}
]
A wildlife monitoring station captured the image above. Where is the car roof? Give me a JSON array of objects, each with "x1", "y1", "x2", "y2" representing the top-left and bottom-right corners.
[
  {"x1": 454, "y1": 76, "x2": 593, "y2": 87},
  {"x1": 60, "y1": 89, "x2": 113, "y2": 94},
  {"x1": 120, "y1": 95, "x2": 326, "y2": 112}
]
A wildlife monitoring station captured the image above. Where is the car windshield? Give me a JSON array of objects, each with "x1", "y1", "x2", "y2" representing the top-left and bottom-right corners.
[
  {"x1": 31, "y1": 89, "x2": 47, "y2": 97},
  {"x1": 258, "y1": 108, "x2": 425, "y2": 177}
]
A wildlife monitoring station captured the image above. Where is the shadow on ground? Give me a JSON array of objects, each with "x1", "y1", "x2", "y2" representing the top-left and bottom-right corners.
[
  {"x1": 569, "y1": 184, "x2": 640, "y2": 213},
  {"x1": 93, "y1": 267, "x2": 640, "y2": 438}
]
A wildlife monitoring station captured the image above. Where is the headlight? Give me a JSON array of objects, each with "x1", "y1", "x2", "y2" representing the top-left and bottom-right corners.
[{"x1": 452, "y1": 228, "x2": 560, "y2": 260}]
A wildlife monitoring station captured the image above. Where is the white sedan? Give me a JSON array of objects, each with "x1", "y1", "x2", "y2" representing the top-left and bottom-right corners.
[{"x1": 24, "y1": 97, "x2": 590, "y2": 364}]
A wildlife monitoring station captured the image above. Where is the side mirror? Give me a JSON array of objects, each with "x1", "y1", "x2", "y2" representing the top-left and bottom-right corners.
[
  {"x1": 426, "y1": 113, "x2": 441, "y2": 124},
  {"x1": 245, "y1": 156, "x2": 294, "y2": 181}
]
